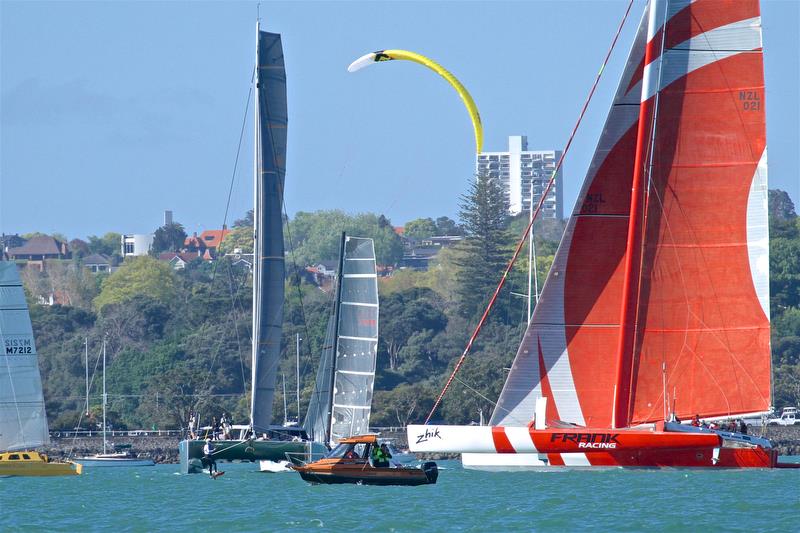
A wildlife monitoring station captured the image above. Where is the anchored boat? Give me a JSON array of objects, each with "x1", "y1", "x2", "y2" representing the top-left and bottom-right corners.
[
  {"x1": 0, "y1": 261, "x2": 82, "y2": 477},
  {"x1": 409, "y1": 0, "x2": 796, "y2": 469},
  {"x1": 293, "y1": 435, "x2": 437, "y2": 486}
]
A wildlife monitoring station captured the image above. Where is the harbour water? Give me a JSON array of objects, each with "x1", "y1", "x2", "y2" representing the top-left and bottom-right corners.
[{"x1": 2, "y1": 459, "x2": 798, "y2": 532}]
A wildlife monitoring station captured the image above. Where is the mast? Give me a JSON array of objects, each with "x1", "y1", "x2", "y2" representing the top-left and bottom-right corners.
[
  {"x1": 84, "y1": 338, "x2": 89, "y2": 417},
  {"x1": 282, "y1": 374, "x2": 287, "y2": 425},
  {"x1": 250, "y1": 19, "x2": 260, "y2": 432},
  {"x1": 102, "y1": 336, "x2": 107, "y2": 455},
  {"x1": 325, "y1": 232, "x2": 347, "y2": 447},
  {"x1": 611, "y1": 0, "x2": 663, "y2": 429},
  {"x1": 296, "y1": 333, "x2": 301, "y2": 422},
  {"x1": 527, "y1": 185, "x2": 539, "y2": 322}
]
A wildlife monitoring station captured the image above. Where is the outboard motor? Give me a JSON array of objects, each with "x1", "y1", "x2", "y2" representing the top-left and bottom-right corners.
[{"x1": 422, "y1": 461, "x2": 438, "y2": 484}]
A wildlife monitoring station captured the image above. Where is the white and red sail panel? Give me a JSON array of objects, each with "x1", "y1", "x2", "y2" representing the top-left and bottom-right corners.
[
  {"x1": 490, "y1": 4, "x2": 651, "y2": 429},
  {"x1": 625, "y1": 0, "x2": 770, "y2": 424},
  {"x1": 491, "y1": 0, "x2": 770, "y2": 431}
]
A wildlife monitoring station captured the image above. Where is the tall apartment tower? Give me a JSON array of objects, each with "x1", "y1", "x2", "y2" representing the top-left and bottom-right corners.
[{"x1": 476, "y1": 136, "x2": 563, "y2": 219}]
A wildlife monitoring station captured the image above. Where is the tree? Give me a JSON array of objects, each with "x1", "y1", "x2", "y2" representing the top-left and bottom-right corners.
[
  {"x1": 69, "y1": 238, "x2": 90, "y2": 258},
  {"x1": 151, "y1": 223, "x2": 187, "y2": 254},
  {"x1": 93, "y1": 256, "x2": 177, "y2": 311},
  {"x1": 769, "y1": 189, "x2": 797, "y2": 221},
  {"x1": 88, "y1": 232, "x2": 122, "y2": 256},
  {"x1": 435, "y1": 216, "x2": 463, "y2": 236},
  {"x1": 234, "y1": 209, "x2": 254, "y2": 228},
  {"x1": 404, "y1": 218, "x2": 437, "y2": 240},
  {"x1": 219, "y1": 226, "x2": 253, "y2": 255},
  {"x1": 286, "y1": 210, "x2": 404, "y2": 267},
  {"x1": 380, "y1": 289, "x2": 447, "y2": 370},
  {"x1": 454, "y1": 174, "x2": 512, "y2": 319}
]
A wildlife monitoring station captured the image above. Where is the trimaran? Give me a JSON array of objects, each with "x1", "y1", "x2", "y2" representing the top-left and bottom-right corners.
[
  {"x1": 180, "y1": 25, "x2": 379, "y2": 474},
  {"x1": 409, "y1": 0, "x2": 798, "y2": 469}
]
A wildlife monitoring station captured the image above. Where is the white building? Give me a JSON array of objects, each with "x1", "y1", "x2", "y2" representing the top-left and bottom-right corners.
[
  {"x1": 121, "y1": 234, "x2": 153, "y2": 257},
  {"x1": 476, "y1": 136, "x2": 563, "y2": 219}
]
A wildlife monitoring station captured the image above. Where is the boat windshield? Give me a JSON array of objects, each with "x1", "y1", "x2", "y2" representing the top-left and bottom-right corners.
[
  {"x1": 326, "y1": 443, "x2": 351, "y2": 459},
  {"x1": 326, "y1": 442, "x2": 367, "y2": 459}
]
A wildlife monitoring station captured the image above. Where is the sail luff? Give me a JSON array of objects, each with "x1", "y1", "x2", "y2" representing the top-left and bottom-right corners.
[
  {"x1": 250, "y1": 28, "x2": 288, "y2": 432},
  {"x1": 326, "y1": 233, "x2": 347, "y2": 446},
  {"x1": 612, "y1": 0, "x2": 664, "y2": 430}
]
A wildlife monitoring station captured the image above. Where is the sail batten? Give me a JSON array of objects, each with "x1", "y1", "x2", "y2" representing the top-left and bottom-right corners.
[
  {"x1": 250, "y1": 29, "x2": 288, "y2": 432},
  {"x1": 304, "y1": 236, "x2": 378, "y2": 447}
]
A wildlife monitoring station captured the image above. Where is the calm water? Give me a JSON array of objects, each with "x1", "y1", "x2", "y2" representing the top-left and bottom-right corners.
[{"x1": 2, "y1": 459, "x2": 798, "y2": 532}]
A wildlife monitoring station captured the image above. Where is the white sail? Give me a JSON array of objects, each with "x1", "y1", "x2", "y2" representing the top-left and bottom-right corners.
[
  {"x1": 304, "y1": 236, "x2": 378, "y2": 447},
  {"x1": 0, "y1": 261, "x2": 50, "y2": 451}
]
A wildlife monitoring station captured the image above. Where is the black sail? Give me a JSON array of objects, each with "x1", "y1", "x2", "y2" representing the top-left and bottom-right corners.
[{"x1": 250, "y1": 29, "x2": 287, "y2": 432}]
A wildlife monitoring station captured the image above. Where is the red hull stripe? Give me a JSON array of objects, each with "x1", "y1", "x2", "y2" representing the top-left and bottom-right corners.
[
  {"x1": 491, "y1": 427, "x2": 516, "y2": 454},
  {"x1": 529, "y1": 429, "x2": 721, "y2": 454}
]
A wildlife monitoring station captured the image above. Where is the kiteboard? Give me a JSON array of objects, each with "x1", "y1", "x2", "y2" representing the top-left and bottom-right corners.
[{"x1": 211, "y1": 471, "x2": 225, "y2": 479}]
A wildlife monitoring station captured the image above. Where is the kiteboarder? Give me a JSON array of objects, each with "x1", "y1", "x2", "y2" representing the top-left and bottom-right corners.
[{"x1": 202, "y1": 438, "x2": 217, "y2": 477}]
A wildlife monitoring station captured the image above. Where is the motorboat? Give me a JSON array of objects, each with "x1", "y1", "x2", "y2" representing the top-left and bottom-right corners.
[{"x1": 292, "y1": 435, "x2": 437, "y2": 486}]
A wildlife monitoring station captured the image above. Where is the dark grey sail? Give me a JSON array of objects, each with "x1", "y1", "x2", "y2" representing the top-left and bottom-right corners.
[
  {"x1": 304, "y1": 235, "x2": 378, "y2": 447},
  {"x1": 250, "y1": 27, "x2": 287, "y2": 432},
  {"x1": 303, "y1": 315, "x2": 335, "y2": 443}
]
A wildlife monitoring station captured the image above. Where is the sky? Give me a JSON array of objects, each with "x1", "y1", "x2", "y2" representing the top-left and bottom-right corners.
[{"x1": 1, "y1": 0, "x2": 798, "y2": 239}]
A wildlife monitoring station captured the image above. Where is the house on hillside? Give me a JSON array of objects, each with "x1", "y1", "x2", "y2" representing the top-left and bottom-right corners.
[
  {"x1": 6, "y1": 235, "x2": 70, "y2": 270},
  {"x1": 185, "y1": 228, "x2": 231, "y2": 257},
  {"x1": 1, "y1": 234, "x2": 26, "y2": 255},
  {"x1": 83, "y1": 253, "x2": 113, "y2": 273},
  {"x1": 158, "y1": 251, "x2": 203, "y2": 270}
]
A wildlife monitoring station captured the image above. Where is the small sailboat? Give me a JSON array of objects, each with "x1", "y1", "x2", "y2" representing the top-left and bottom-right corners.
[
  {"x1": 263, "y1": 233, "x2": 381, "y2": 471},
  {"x1": 0, "y1": 261, "x2": 82, "y2": 477},
  {"x1": 179, "y1": 24, "x2": 328, "y2": 473},
  {"x1": 408, "y1": 0, "x2": 798, "y2": 469},
  {"x1": 75, "y1": 339, "x2": 154, "y2": 467}
]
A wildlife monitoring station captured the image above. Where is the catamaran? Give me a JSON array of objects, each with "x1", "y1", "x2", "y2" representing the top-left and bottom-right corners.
[
  {"x1": 0, "y1": 261, "x2": 82, "y2": 476},
  {"x1": 179, "y1": 24, "x2": 327, "y2": 473},
  {"x1": 409, "y1": 0, "x2": 797, "y2": 469}
]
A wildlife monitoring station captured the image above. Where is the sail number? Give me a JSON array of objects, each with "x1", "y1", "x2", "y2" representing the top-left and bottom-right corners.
[
  {"x1": 740, "y1": 90, "x2": 761, "y2": 111},
  {"x1": 5, "y1": 338, "x2": 33, "y2": 355}
]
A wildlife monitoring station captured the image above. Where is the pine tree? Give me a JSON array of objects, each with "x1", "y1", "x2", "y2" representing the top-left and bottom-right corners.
[{"x1": 454, "y1": 174, "x2": 512, "y2": 320}]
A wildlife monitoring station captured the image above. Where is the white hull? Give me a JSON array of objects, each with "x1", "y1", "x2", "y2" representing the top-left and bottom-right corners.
[
  {"x1": 76, "y1": 456, "x2": 155, "y2": 467},
  {"x1": 259, "y1": 459, "x2": 292, "y2": 473}
]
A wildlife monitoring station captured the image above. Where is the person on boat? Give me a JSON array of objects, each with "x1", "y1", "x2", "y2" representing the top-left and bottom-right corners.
[
  {"x1": 371, "y1": 443, "x2": 391, "y2": 467},
  {"x1": 202, "y1": 438, "x2": 217, "y2": 476},
  {"x1": 344, "y1": 447, "x2": 359, "y2": 460},
  {"x1": 211, "y1": 416, "x2": 221, "y2": 440},
  {"x1": 739, "y1": 419, "x2": 748, "y2": 435},
  {"x1": 691, "y1": 414, "x2": 701, "y2": 427},
  {"x1": 188, "y1": 412, "x2": 197, "y2": 439}
]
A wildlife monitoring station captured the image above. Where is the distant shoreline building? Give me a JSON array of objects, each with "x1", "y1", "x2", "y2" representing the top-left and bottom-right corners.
[
  {"x1": 121, "y1": 234, "x2": 153, "y2": 257},
  {"x1": 476, "y1": 135, "x2": 563, "y2": 219}
]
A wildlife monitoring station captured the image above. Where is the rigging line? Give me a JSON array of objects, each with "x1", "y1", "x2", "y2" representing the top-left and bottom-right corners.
[
  {"x1": 453, "y1": 375, "x2": 497, "y2": 407},
  {"x1": 282, "y1": 199, "x2": 317, "y2": 397},
  {"x1": 211, "y1": 65, "x2": 255, "y2": 285},
  {"x1": 424, "y1": 0, "x2": 636, "y2": 425}
]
